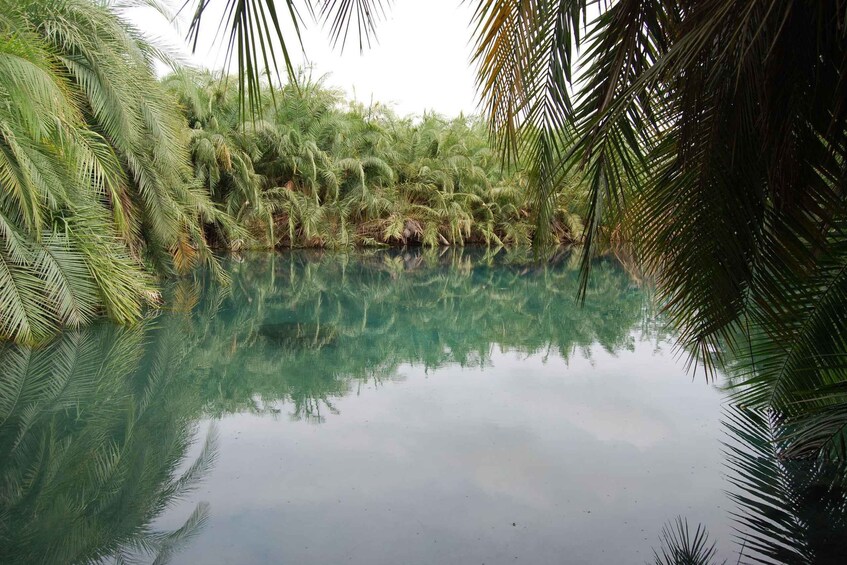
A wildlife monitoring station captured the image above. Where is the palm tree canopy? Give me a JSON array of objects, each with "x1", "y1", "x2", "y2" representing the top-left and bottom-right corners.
[{"x1": 0, "y1": 0, "x2": 237, "y2": 345}]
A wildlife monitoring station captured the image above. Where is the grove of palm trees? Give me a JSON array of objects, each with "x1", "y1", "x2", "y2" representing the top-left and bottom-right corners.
[
  {"x1": 166, "y1": 68, "x2": 587, "y2": 251},
  {"x1": 0, "y1": 0, "x2": 586, "y2": 345},
  {"x1": 3, "y1": 0, "x2": 847, "y2": 563}
]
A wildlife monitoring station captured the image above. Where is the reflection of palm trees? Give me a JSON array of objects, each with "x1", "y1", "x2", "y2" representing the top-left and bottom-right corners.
[
  {"x1": 651, "y1": 407, "x2": 847, "y2": 564},
  {"x1": 722, "y1": 407, "x2": 847, "y2": 564},
  {"x1": 0, "y1": 325, "x2": 216, "y2": 565},
  {"x1": 185, "y1": 248, "x2": 651, "y2": 420},
  {"x1": 651, "y1": 517, "x2": 721, "y2": 565},
  {"x1": 7, "y1": 251, "x2": 844, "y2": 563}
]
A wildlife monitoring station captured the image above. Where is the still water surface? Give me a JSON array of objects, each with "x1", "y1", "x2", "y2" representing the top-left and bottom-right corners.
[{"x1": 4, "y1": 249, "x2": 830, "y2": 564}]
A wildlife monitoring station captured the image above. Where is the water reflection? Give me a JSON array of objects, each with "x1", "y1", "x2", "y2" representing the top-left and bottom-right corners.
[
  {"x1": 0, "y1": 325, "x2": 215, "y2": 564},
  {"x1": 188, "y1": 248, "x2": 654, "y2": 422},
  {"x1": 0, "y1": 248, "x2": 842, "y2": 563},
  {"x1": 647, "y1": 405, "x2": 847, "y2": 564},
  {"x1": 719, "y1": 407, "x2": 847, "y2": 563}
]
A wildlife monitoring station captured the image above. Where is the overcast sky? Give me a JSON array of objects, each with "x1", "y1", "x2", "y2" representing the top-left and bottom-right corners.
[{"x1": 128, "y1": 1, "x2": 480, "y2": 118}]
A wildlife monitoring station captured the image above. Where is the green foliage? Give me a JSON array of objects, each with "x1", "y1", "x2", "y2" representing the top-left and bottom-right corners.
[
  {"x1": 184, "y1": 1, "x2": 386, "y2": 118},
  {"x1": 0, "y1": 0, "x2": 226, "y2": 344},
  {"x1": 164, "y1": 69, "x2": 587, "y2": 250},
  {"x1": 0, "y1": 1, "x2": 594, "y2": 345}
]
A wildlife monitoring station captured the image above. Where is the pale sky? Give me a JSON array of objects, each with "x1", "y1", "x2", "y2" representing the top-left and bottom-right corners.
[{"x1": 127, "y1": 0, "x2": 480, "y2": 118}]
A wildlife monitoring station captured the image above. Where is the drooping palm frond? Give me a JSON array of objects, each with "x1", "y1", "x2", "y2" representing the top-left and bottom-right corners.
[
  {"x1": 471, "y1": 0, "x2": 584, "y2": 250},
  {"x1": 315, "y1": 0, "x2": 389, "y2": 51},
  {"x1": 467, "y1": 0, "x2": 847, "y2": 461},
  {"x1": 186, "y1": 0, "x2": 304, "y2": 118},
  {"x1": 0, "y1": 0, "x2": 233, "y2": 343},
  {"x1": 726, "y1": 221, "x2": 847, "y2": 460},
  {"x1": 184, "y1": 0, "x2": 388, "y2": 117}
]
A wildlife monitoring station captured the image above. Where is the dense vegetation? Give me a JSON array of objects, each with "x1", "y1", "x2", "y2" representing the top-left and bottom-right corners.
[
  {"x1": 0, "y1": 0, "x2": 587, "y2": 346},
  {"x1": 165, "y1": 70, "x2": 587, "y2": 251},
  {"x1": 0, "y1": 0, "x2": 228, "y2": 344}
]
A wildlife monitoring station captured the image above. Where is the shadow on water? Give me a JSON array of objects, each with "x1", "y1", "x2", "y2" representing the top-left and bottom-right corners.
[{"x1": 0, "y1": 247, "x2": 844, "y2": 563}]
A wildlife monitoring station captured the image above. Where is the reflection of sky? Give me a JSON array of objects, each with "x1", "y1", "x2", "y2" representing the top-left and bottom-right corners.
[{"x1": 159, "y1": 341, "x2": 729, "y2": 564}]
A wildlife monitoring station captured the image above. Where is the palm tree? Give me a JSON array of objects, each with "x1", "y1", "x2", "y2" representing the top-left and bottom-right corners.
[
  {"x1": 0, "y1": 0, "x2": 232, "y2": 344},
  {"x1": 163, "y1": 66, "x2": 579, "y2": 248},
  {"x1": 186, "y1": 0, "x2": 847, "y2": 460},
  {"x1": 164, "y1": 70, "x2": 270, "y2": 247}
]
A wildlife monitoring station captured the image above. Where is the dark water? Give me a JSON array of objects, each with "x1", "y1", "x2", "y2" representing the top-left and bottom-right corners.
[{"x1": 1, "y1": 249, "x2": 844, "y2": 564}]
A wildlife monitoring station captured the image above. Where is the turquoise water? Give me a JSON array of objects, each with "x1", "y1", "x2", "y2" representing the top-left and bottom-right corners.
[{"x1": 3, "y1": 249, "x2": 839, "y2": 563}]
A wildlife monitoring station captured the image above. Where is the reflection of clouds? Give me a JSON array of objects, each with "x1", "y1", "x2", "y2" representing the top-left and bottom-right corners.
[
  {"x1": 392, "y1": 346, "x2": 712, "y2": 451},
  {"x1": 464, "y1": 438, "x2": 555, "y2": 510},
  {"x1": 495, "y1": 356, "x2": 678, "y2": 450},
  {"x1": 160, "y1": 340, "x2": 729, "y2": 564},
  {"x1": 558, "y1": 401, "x2": 671, "y2": 449}
]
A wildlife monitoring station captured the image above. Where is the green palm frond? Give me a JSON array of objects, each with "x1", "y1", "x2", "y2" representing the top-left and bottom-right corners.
[
  {"x1": 729, "y1": 226, "x2": 847, "y2": 459},
  {"x1": 184, "y1": 1, "x2": 387, "y2": 117},
  {"x1": 0, "y1": 0, "x2": 235, "y2": 343},
  {"x1": 31, "y1": 232, "x2": 99, "y2": 328},
  {"x1": 186, "y1": 0, "x2": 302, "y2": 119},
  {"x1": 0, "y1": 245, "x2": 52, "y2": 344}
]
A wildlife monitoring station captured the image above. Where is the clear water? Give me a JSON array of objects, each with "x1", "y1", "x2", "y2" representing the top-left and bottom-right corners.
[{"x1": 2, "y1": 249, "x2": 839, "y2": 564}]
